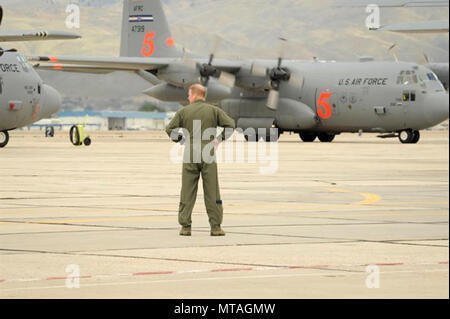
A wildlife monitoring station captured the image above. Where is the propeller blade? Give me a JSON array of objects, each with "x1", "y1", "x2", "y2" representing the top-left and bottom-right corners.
[
  {"x1": 211, "y1": 34, "x2": 223, "y2": 57},
  {"x1": 218, "y1": 71, "x2": 236, "y2": 88},
  {"x1": 267, "y1": 90, "x2": 280, "y2": 111},
  {"x1": 278, "y1": 37, "x2": 288, "y2": 62},
  {"x1": 387, "y1": 43, "x2": 399, "y2": 62},
  {"x1": 181, "y1": 55, "x2": 198, "y2": 71}
]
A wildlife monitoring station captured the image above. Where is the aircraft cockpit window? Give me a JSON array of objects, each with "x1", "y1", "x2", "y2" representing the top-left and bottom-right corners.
[{"x1": 397, "y1": 71, "x2": 418, "y2": 86}]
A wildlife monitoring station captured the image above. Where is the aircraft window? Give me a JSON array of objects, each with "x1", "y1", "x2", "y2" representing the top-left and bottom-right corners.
[
  {"x1": 403, "y1": 91, "x2": 410, "y2": 102},
  {"x1": 411, "y1": 91, "x2": 416, "y2": 102},
  {"x1": 398, "y1": 74, "x2": 418, "y2": 86}
]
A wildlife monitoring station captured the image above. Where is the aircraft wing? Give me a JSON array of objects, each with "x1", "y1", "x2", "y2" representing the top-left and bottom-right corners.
[
  {"x1": 376, "y1": 20, "x2": 449, "y2": 33},
  {"x1": 336, "y1": 0, "x2": 449, "y2": 7},
  {"x1": 28, "y1": 55, "x2": 243, "y2": 73},
  {"x1": 0, "y1": 30, "x2": 81, "y2": 42},
  {"x1": 34, "y1": 64, "x2": 135, "y2": 74}
]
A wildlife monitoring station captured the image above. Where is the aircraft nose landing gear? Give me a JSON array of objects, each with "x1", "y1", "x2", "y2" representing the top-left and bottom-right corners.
[
  {"x1": 399, "y1": 130, "x2": 420, "y2": 144},
  {"x1": 0, "y1": 131, "x2": 9, "y2": 148}
]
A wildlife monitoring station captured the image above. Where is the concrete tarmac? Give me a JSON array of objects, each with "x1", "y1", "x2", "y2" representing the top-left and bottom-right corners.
[{"x1": 0, "y1": 130, "x2": 448, "y2": 299}]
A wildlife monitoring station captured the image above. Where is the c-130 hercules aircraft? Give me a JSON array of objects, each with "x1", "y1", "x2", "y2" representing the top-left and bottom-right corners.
[
  {"x1": 31, "y1": 0, "x2": 449, "y2": 144},
  {"x1": 0, "y1": 5, "x2": 80, "y2": 148}
]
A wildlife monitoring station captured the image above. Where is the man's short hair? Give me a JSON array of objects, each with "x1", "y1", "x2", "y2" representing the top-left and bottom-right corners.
[{"x1": 189, "y1": 84, "x2": 207, "y2": 98}]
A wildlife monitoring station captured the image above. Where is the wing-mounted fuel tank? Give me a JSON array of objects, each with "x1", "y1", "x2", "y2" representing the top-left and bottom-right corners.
[{"x1": 220, "y1": 98, "x2": 318, "y2": 131}]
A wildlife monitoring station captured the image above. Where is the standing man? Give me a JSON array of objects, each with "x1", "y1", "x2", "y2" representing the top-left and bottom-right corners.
[{"x1": 166, "y1": 84, "x2": 236, "y2": 237}]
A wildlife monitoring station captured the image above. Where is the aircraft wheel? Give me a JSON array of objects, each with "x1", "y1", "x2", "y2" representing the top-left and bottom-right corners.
[
  {"x1": 399, "y1": 130, "x2": 416, "y2": 144},
  {"x1": 0, "y1": 131, "x2": 9, "y2": 148},
  {"x1": 318, "y1": 133, "x2": 336, "y2": 143},
  {"x1": 299, "y1": 132, "x2": 317, "y2": 142},
  {"x1": 410, "y1": 130, "x2": 420, "y2": 144},
  {"x1": 264, "y1": 129, "x2": 281, "y2": 142}
]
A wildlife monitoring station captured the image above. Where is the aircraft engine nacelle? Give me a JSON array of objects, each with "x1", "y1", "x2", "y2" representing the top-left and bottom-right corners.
[
  {"x1": 143, "y1": 81, "x2": 232, "y2": 104},
  {"x1": 275, "y1": 99, "x2": 318, "y2": 131},
  {"x1": 157, "y1": 64, "x2": 200, "y2": 87},
  {"x1": 235, "y1": 65, "x2": 270, "y2": 90}
]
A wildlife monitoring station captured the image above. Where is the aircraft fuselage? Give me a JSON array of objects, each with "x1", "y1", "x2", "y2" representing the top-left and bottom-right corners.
[
  {"x1": 0, "y1": 51, "x2": 61, "y2": 132},
  {"x1": 216, "y1": 61, "x2": 449, "y2": 134}
]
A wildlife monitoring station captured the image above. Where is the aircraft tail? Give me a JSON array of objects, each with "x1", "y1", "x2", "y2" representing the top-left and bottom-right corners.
[{"x1": 120, "y1": 0, "x2": 180, "y2": 58}]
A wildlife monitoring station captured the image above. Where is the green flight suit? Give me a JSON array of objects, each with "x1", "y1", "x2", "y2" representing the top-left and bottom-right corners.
[{"x1": 165, "y1": 100, "x2": 236, "y2": 230}]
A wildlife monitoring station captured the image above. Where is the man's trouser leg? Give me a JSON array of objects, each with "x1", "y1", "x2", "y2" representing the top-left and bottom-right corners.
[
  {"x1": 201, "y1": 162, "x2": 223, "y2": 230},
  {"x1": 179, "y1": 163, "x2": 201, "y2": 228}
]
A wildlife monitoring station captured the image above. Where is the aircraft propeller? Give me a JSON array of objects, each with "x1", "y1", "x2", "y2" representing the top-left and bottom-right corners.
[
  {"x1": 264, "y1": 38, "x2": 303, "y2": 111},
  {"x1": 181, "y1": 35, "x2": 236, "y2": 89}
]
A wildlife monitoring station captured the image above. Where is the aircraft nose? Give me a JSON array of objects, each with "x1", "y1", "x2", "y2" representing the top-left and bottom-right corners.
[
  {"x1": 40, "y1": 84, "x2": 61, "y2": 119},
  {"x1": 424, "y1": 93, "x2": 449, "y2": 127}
]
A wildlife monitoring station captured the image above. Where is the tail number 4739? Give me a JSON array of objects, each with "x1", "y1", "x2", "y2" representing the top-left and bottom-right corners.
[{"x1": 317, "y1": 92, "x2": 333, "y2": 119}]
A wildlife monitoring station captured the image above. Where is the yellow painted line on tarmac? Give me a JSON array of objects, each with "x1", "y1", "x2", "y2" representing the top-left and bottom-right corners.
[{"x1": 326, "y1": 188, "x2": 382, "y2": 205}]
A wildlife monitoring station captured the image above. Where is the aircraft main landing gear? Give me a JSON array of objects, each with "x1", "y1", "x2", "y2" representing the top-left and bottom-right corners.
[
  {"x1": 318, "y1": 132, "x2": 336, "y2": 143},
  {"x1": 399, "y1": 130, "x2": 420, "y2": 144},
  {"x1": 0, "y1": 131, "x2": 9, "y2": 148},
  {"x1": 299, "y1": 132, "x2": 317, "y2": 142}
]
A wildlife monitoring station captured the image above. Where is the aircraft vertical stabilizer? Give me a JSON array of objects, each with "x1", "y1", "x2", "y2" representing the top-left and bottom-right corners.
[{"x1": 120, "y1": 0, "x2": 180, "y2": 58}]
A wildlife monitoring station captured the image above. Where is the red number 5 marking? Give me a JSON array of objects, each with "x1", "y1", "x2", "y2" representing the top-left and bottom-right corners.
[
  {"x1": 317, "y1": 92, "x2": 332, "y2": 119},
  {"x1": 141, "y1": 32, "x2": 155, "y2": 57}
]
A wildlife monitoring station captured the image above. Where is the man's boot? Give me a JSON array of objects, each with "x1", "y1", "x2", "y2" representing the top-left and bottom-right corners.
[
  {"x1": 180, "y1": 226, "x2": 192, "y2": 236},
  {"x1": 211, "y1": 228, "x2": 225, "y2": 237}
]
